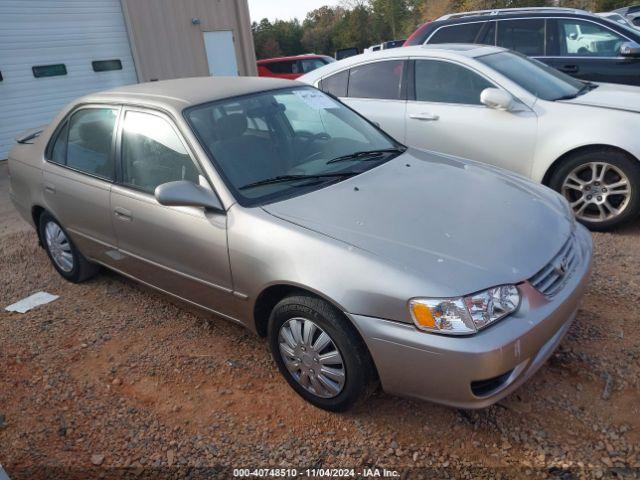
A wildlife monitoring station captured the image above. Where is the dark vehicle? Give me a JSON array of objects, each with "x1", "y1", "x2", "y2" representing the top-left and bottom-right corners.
[
  {"x1": 404, "y1": 7, "x2": 640, "y2": 86},
  {"x1": 613, "y1": 5, "x2": 640, "y2": 26},
  {"x1": 335, "y1": 47, "x2": 359, "y2": 60}
]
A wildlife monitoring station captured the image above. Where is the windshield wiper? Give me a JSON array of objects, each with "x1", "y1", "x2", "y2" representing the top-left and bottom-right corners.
[
  {"x1": 326, "y1": 147, "x2": 405, "y2": 165},
  {"x1": 555, "y1": 82, "x2": 598, "y2": 101},
  {"x1": 239, "y1": 173, "x2": 357, "y2": 190}
]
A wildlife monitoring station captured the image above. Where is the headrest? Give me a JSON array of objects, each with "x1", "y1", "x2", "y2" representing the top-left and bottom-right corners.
[
  {"x1": 79, "y1": 121, "x2": 112, "y2": 152},
  {"x1": 215, "y1": 113, "x2": 248, "y2": 139}
]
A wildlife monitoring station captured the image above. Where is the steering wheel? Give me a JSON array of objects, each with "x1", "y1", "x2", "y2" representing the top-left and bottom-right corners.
[{"x1": 296, "y1": 131, "x2": 331, "y2": 161}]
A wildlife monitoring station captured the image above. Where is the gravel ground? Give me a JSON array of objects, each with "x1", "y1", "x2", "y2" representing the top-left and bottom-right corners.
[{"x1": 1, "y1": 163, "x2": 639, "y2": 479}]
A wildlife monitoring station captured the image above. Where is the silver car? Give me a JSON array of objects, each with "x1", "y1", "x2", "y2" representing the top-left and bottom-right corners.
[{"x1": 8, "y1": 77, "x2": 592, "y2": 411}]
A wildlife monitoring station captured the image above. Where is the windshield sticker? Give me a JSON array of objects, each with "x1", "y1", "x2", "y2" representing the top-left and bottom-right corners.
[{"x1": 293, "y1": 89, "x2": 339, "y2": 109}]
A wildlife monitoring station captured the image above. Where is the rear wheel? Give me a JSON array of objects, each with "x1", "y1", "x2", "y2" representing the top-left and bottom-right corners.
[
  {"x1": 39, "y1": 212, "x2": 100, "y2": 283},
  {"x1": 550, "y1": 149, "x2": 640, "y2": 230},
  {"x1": 267, "y1": 294, "x2": 376, "y2": 412}
]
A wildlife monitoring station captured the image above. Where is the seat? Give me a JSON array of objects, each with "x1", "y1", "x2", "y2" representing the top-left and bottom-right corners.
[{"x1": 210, "y1": 113, "x2": 281, "y2": 187}]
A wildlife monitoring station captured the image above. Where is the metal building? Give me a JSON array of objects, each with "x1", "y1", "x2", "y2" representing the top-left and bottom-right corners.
[{"x1": 0, "y1": 0, "x2": 258, "y2": 160}]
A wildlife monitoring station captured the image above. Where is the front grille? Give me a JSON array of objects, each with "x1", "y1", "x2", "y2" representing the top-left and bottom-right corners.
[{"x1": 529, "y1": 234, "x2": 579, "y2": 298}]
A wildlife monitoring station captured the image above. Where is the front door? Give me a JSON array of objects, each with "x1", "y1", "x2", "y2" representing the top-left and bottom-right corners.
[
  {"x1": 543, "y1": 18, "x2": 640, "y2": 86},
  {"x1": 203, "y1": 30, "x2": 239, "y2": 76},
  {"x1": 405, "y1": 59, "x2": 538, "y2": 177},
  {"x1": 110, "y1": 108, "x2": 233, "y2": 314},
  {"x1": 42, "y1": 106, "x2": 119, "y2": 263}
]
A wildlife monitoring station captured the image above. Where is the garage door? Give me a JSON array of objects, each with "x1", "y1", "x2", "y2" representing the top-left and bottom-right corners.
[{"x1": 0, "y1": 0, "x2": 138, "y2": 160}]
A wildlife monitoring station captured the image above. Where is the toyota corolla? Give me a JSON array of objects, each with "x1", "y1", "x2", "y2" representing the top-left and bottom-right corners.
[{"x1": 8, "y1": 77, "x2": 592, "y2": 411}]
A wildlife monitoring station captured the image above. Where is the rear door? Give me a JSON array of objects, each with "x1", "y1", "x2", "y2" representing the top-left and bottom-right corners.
[
  {"x1": 405, "y1": 58, "x2": 537, "y2": 176},
  {"x1": 544, "y1": 18, "x2": 640, "y2": 86},
  {"x1": 42, "y1": 106, "x2": 120, "y2": 263},
  {"x1": 109, "y1": 107, "x2": 233, "y2": 313}
]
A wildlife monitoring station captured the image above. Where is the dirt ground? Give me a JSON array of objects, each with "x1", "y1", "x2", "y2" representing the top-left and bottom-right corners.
[{"x1": 1, "y1": 161, "x2": 639, "y2": 479}]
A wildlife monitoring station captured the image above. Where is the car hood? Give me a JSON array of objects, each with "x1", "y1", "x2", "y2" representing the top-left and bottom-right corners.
[
  {"x1": 562, "y1": 82, "x2": 640, "y2": 113},
  {"x1": 262, "y1": 149, "x2": 573, "y2": 296}
]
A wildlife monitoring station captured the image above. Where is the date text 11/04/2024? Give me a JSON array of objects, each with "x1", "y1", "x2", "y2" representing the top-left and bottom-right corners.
[{"x1": 232, "y1": 468, "x2": 400, "y2": 477}]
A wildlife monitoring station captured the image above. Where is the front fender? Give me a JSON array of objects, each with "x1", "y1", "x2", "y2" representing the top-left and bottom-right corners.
[{"x1": 531, "y1": 101, "x2": 640, "y2": 183}]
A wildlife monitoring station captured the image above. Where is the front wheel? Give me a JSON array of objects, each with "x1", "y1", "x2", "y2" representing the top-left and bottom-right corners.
[
  {"x1": 550, "y1": 149, "x2": 640, "y2": 230},
  {"x1": 267, "y1": 294, "x2": 376, "y2": 412}
]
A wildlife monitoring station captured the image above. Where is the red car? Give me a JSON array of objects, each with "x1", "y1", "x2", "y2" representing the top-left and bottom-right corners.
[{"x1": 257, "y1": 54, "x2": 335, "y2": 79}]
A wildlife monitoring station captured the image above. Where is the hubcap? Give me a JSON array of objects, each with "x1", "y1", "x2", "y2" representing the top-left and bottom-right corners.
[
  {"x1": 278, "y1": 318, "x2": 346, "y2": 399},
  {"x1": 561, "y1": 162, "x2": 631, "y2": 223},
  {"x1": 45, "y1": 221, "x2": 74, "y2": 272}
]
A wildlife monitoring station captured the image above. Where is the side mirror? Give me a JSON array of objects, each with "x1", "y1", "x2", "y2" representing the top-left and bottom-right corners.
[
  {"x1": 480, "y1": 88, "x2": 515, "y2": 111},
  {"x1": 620, "y1": 41, "x2": 640, "y2": 57},
  {"x1": 155, "y1": 180, "x2": 224, "y2": 212}
]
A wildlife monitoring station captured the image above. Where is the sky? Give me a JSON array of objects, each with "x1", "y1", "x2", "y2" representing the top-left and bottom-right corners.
[{"x1": 247, "y1": 0, "x2": 341, "y2": 22}]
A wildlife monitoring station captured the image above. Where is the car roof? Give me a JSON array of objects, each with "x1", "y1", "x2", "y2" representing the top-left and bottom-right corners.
[
  {"x1": 433, "y1": 9, "x2": 595, "y2": 23},
  {"x1": 298, "y1": 44, "x2": 504, "y2": 83},
  {"x1": 79, "y1": 76, "x2": 301, "y2": 111}
]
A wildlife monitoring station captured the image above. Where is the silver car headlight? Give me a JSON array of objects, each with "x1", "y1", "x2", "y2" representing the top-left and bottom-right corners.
[{"x1": 409, "y1": 285, "x2": 520, "y2": 335}]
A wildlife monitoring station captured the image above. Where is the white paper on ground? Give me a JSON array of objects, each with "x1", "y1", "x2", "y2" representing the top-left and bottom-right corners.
[
  {"x1": 5, "y1": 292, "x2": 59, "y2": 314},
  {"x1": 0, "y1": 465, "x2": 10, "y2": 480}
]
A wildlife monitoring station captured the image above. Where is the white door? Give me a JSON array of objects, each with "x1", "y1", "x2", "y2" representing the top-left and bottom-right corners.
[
  {"x1": 405, "y1": 59, "x2": 538, "y2": 176},
  {"x1": 203, "y1": 31, "x2": 239, "y2": 77},
  {"x1": 340, "y1": 59, "x2": 407, "y2": 142},
  {"x1": 0, "y1": 0, "x2": 137, "y2": 160}
]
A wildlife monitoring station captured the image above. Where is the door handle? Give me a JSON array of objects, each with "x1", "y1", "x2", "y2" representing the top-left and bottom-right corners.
[
  {"x1": 409, "y1": 112, "x2": 439, "y2": 121},
  {"x1": 44, "y1": 183, "x2": 56, "y2": 194},
  {"x1": 559, "y1": 64, "x2": 579, "y2": 74},
  {"x1": 114, "y1": 207, "x2": 133, "y2": 221}
]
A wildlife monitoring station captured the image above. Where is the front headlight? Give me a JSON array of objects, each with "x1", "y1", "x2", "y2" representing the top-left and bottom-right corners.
[{"x1": 409, "y1": 285, "x2": 520, "y2": 335}]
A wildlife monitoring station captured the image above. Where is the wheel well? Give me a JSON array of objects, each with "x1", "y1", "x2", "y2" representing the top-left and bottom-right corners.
[
  {"x1": 31, "y1": 206, "x2": 45, "y2": 245},
  {"x1": 253, "y1": 285, "x2": 308, "y2": 337},
  {"x1": 542, "y1": 145, "x2": 638, "y2": 186},
  {"x1": 253, "y1": 284, "x2": 380, "y2": 381}
]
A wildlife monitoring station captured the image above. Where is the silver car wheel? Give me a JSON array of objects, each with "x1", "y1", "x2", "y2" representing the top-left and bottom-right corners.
[
  {"x1": 561, "y1": 161, "x2": 631, "y2": 223},
  {"x1": 278, "y1": 317, "x2": 346, "y2": 399},
  {"x1": 44, "y1": 221, "x2": 74, "y2": 272}
]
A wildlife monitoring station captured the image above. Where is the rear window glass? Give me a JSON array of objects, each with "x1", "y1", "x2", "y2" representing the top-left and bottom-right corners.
[
  {"x1": 264, "y1": 60, "x2": 299, "y2": 74},
  {"x1": 66, "y1": 108, "x2": 117, "y2": 180},
  {"x1": 429, "y1": 23, "x2": 484, "y2": 43},
  {"x1": 497, "y1": 19, "x2": 546, "y2": 56},
  {"x1": 320, "y1": 70, "x2": 349, "y2": 97},
  {"x1": 347, "y1": 60, "x2": 404, "y2": 100}
]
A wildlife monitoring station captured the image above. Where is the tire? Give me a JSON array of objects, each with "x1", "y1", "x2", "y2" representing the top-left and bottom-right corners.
[
  {"x1": 267, "y1": 294, "x2": 376, "y2": 412},
  {"x1": 38, "y1": 212, "x2": 100, "y2": 283},
  {"x1": 549, "y1": 148, "x2": 640, "y2": 231}
]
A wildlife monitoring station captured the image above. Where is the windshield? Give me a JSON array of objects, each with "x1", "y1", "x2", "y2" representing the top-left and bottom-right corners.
[
  {"x1": 186, "y1": 87, "x2": 401, "y2": 206},
  {"x1": 477, "y1": 51, "x2": 588, "y2": 101}
]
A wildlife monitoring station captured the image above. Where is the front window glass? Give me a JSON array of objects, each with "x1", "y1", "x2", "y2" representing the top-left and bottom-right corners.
[
  {"x1": 414, "y1": 60, "x2": 493, "y2": 105},
  {"x1": 558, "y1": 19, "x2": 626, "y2": 56},
  {"x1": 66, "y1": 108, "x2": 117, "y2": 179},
  {"x1": 497, "y1": 19, "x2": 545, "y2": 56},
  {"x1": 121, "y1": 111, "x2": 200, "y2": 194},
  {"x1": 186, "y1": 87, "x2": 401, "y2": 206},
  {"x1": 478, "y1": 51, "x2": 586, "y2": 101}
]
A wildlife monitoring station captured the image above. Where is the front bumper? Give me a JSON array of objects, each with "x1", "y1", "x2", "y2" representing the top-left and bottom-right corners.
[{"x1": 350, "y1": 224, "x2": 593, "y2": 409}]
